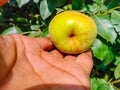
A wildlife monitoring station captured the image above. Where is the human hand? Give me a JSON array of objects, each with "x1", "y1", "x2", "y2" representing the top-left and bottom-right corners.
[{"x1": 0, "y1": 34, "x2": 93, "y2": 90}]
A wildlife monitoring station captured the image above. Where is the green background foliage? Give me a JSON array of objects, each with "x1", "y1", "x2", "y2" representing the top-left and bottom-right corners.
[{"x1": 0, "y1": 0, "x2": 120, "y2": 89}]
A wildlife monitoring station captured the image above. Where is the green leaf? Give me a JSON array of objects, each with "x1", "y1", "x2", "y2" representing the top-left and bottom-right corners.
[
  {"x1": 90, "y1": 78, "x2": 115, "y2": 90},
  {"x1": 72, "y1": 0, "x2": 84, "y2": 10},
  {"x1": 87, "y1": 3, "x2": 100, "y2": 14},
  {"x1": 56, "y1": 8, "x2": 64, "y2": 14},
  {"x1": 63, "y1": 4, "x2": 72, "y2": 10},
  {"x1": 92, "y1": 15, "x2": 117, "y2": 43},
  {"x1": 40, "y1": 0, "x2": 55, "y2": 20},
  {"x1": 104, "y1": 0, "x2": 120, "y2": 9},
  {"x1": 86, "y1": 0, "x2": 107, "y2": 14},
  {"x1": 114, "y1": 63, "x2": 120, "y2": 79},
  {"x1": 93, "y1": 0, "x2": 103, "y2": 5},
  {"x1": 1, "y1": 26, "x2": 23, "y2": 35},
  {"x1": 97, "y1": 79, "x2": 115, "y2": 90},
  {"x1": 111, "y1": 10, "x2": 120, "y2": 33},
  {"x1": 97, "y1": 83, "x2": 115, "y2": 90},
  {"x1": 16, "y1": 0, "x2": 30, "y2": 7},
  {"x1": 114, "y1": 54, "x2": 120, "y2": 65},
  {"x1": 28, "y1": 31, "x2": 41, "y2": 37},
  {"x1": 34, "y1": 0, "x2": 39, "y2": 3},
  {"x1": 103, "y1": 48, "x2": 114, "y2": 66},
  {"x1": 16, "y1": 17, "x2": 27, "y2": 22},
  {"x1": 92, "y1": 39, "x2": 108, "y2": 60},
  {"x1": 92, "y1": 39, "x2": 114, "y2": 65},
  {"x1": 91, "y1": 78, "x2": 99, "y2": 90},
  {"x1": 30, "y1": 25, "x2": 40, "y2": 30},
  {"x1": 40, "y1": 29, "x2": 49, "y2": 37},
  {"x1": 54, "y1": 0, "x2": 67, "y2": 7}
]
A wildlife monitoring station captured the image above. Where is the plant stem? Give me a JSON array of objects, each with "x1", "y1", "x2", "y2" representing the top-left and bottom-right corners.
[
  {"x1": 113, "y1": 85, "x2": 119, "y2": 90},
  {"x1": 108, "y1": 78, "x2": 113, "y2": 83},
  {"x1": 111, "y1": 79, "x2": 120, "y2": 85},
  {"x1": 103, "y1": 6, "x2": 120, "y2": 15},
  {"x1": 21, "y1": 31, "x2": 32, "y2": 35}
]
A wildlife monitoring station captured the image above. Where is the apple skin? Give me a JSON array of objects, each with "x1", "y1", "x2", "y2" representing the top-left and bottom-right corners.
[{"x1": 49, "y1": 11, "x2": 97, "y2": 54}]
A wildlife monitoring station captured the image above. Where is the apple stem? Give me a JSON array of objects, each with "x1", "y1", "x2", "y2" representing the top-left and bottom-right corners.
[{"x1": 69, "y1": 33, "x2": 75, "y2": 38}]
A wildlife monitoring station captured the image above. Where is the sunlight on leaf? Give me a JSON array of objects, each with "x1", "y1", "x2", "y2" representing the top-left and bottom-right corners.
[
  {"x1": 92, "y1": 15, "x2": 117, "y2": 43},
  {"x1": 114, "y1": 55, "x2": 120, "y2": 65},
  {"x1": 92, "y1": 39, "x2": 108, "y2": 61},
  {"x1": 114, "y1": 63, "x2": 120, "y2": 79},
  {"x1": 40, "y1": 0, "x2": 55, "y2": 20},
  {"x1": 92, "y1": 39, "x2": 114, "y2": 65},
  {"x1": 28, "y1": 31, "x2": 41, "y2": 37},
  {"x1": 34, "y1": 0, "x2": 39, "y2": 3},
  {"x1": 111, "y1": 10, "x2": 120, "y2": 33},
  {"x1": 91, "y1": 78, "x2": 115, "y2": 90},
  {"x1": 16, "y1": 0, "x2": 30, "y2": 7},
  {"x1": 91, "y1": 78, "x2": 99, "y2": 90},
  {"x1": 1, "y1": 26, "x2": 23, "y2": 35},
  {"x1": 30, "y1": 25, "x2": 40, "y2": 30}
]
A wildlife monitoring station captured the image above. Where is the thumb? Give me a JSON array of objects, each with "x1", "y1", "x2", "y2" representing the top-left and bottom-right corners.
[{"x1": 76, "y1": 51, "x2": 93, "y2": 75}]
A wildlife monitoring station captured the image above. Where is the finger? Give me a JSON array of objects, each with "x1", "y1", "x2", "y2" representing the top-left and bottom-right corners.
[
  {"x1": 40, "y1": 51, "x2": 63, "y2": 66},
  {"x1": 35, "y1": 37, "x2": 54, "y2": 51},
  {"x1": 50, "y1": 50, "x2": 64, "y2": 58},
  {"x1": 0, "y1": 35, "x2": 16, "y2": 82},
  {"x1": 76, "y1": 51, "x2": 93, "y2": 75},
  {"x1": 64, "y1": 55, "x2": 76, "y2": 61}
]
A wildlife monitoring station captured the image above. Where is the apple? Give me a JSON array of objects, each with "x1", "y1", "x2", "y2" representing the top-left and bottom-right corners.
[{"x1": 49, "y1": 11, "x2": 97, "y2": 54}]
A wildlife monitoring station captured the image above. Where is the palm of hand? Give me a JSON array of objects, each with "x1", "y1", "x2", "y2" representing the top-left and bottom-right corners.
[{"x1": 0, "y1": 35, "x2": 93, "y2": 90}]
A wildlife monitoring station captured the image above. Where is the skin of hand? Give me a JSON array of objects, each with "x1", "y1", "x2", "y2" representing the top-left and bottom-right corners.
[{"x1": 0, "y1": 34, "x2": 93, "y2": 90}]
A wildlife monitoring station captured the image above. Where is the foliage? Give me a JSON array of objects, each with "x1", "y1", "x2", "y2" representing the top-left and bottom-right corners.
[{"x1": 0, "y1": 0, "x2": 120, "y2": 89}]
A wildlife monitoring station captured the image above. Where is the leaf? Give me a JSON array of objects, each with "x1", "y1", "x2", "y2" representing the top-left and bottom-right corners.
[
  {"x1": 16, "y1": 0, "x2": 30, "y2": 7},
  {"x1": 87, "y1": 0, "x2": 107, "y2": 14},
  {"x1": 54, "y1": 0, "x2": 67, "y2": 7},
  {"x1": 30, "y1": 25, "x2": 40, "y2": 30},
  {"x1": 92, "y1": 39, "x2": 108, "y2": 60},
  {"x1": 56, "y1": 8, "x2": 64, "y2": 14},
  {"x1": 114, "y1": 54, "x2": 120, "y2": 65},
  {"x1": 104, "y1": 0, "x2": 120, "y2": 9},
  {"x1": 40, "y1": 0, "x2": 55, "y2": 20},
  {"x1": 16, "y1": 17, "x2": 27, "y2": 22},
  {"x1": 87, "y1": 3, "x2": 100, "y2": 14},
  {"x1": 102, "y1": 48, "x2": 114, "y2": 66},
  {"x1": 91, "y1": 78, "x2": 99, "y2": 90},
  {"x1": 97, "y1": 83, "x2": 115, "y2": 90},
  {"x1": 97, "y1": 79, "x2": 115, "y2": 90},
  {"x1": 111, "y1": 10, "x2": 120, "y2": 33},
  {"x1": 92, "y1": 39, "x2": 114, "y2": 65},
  {"x1": 72, "y1": 0, "x2": 84, "y2": 10},
  {"x1": 92, "y1": 15, "x2": 117, "y2": 43},
  {"x1": 28, "y1": 31, "x2": 41, "y2": 37},
  {"x1": 114, "y1": 63, "x2": 120, "y2": 79},
  {"x1": 93, "y1": 0, "x2": 103, "y2": 5},
  {"x1": 90, "y1": 78, "x2": 115, "y2": 90},
  {"x1": 34, "y1": 0, "x2": 39, "y2": 4},
  {"x1": 40, "y1": 29, "x2": 49, "y2": 37},
  {"x1": 1, "y1": 26, "x2": 23, "y2": 35}
]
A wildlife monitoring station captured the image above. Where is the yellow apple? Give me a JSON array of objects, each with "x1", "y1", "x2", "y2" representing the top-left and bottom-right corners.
[{"x1": 49, "y1": 11, "x2": 97, "y2": 54}]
